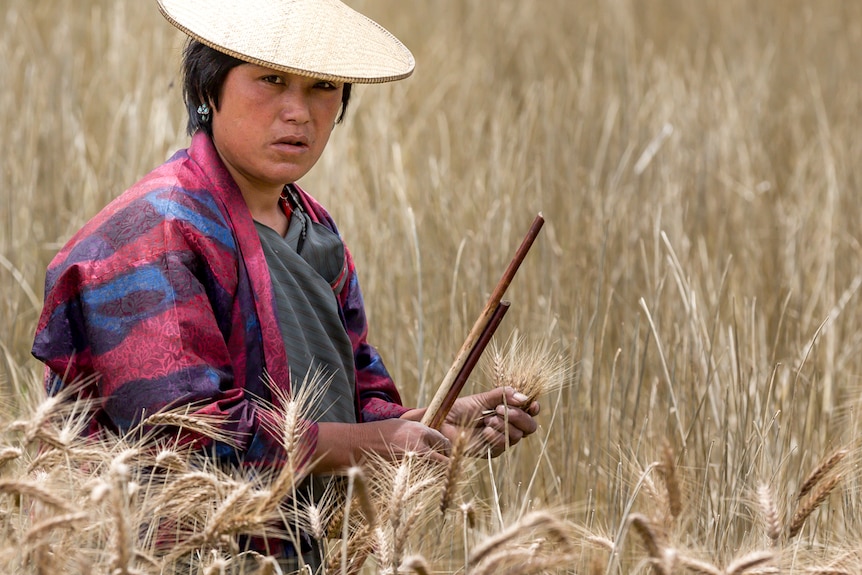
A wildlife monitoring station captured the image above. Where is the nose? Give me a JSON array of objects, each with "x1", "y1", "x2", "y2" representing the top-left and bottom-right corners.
[{"x1": 280, "y1": 83, "x2": 311, "y2": 124}]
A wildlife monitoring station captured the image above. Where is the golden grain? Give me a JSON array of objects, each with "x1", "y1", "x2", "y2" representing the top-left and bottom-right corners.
[
  {"x1": 789, "y1": 474, "x2": 842, "y2": 538},
  {"x1": 725, "y1": 551, "x2": 775, "y2": 575},
  {"x1": 796, "y1": 449, "x2": 848, "y2": 501},
  {"x1": 756, "y1": 483, "x2": 781, "y2": 543}
]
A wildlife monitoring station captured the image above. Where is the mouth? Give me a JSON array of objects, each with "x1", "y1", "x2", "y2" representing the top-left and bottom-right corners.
[{"x1": 274, "y1": 135, "x2": 309, "y2": 149}]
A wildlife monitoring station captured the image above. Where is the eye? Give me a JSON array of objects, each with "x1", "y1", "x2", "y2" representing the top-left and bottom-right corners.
[
  {"x1": 314, "y1": 81, "x2": 339, "y2": 91},
  {"x1": 262, "y1": 75, "x2": 284, "y2": 85}
]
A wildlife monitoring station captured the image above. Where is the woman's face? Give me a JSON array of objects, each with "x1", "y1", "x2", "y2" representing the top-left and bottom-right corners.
[{"x1": 211, "y1": 64, "x2": 344, "y2": 196}]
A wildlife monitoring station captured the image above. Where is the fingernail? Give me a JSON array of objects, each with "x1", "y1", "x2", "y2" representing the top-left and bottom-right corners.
[{"x1": 513, "y1": 392, "x2": 530, "y2": 403}]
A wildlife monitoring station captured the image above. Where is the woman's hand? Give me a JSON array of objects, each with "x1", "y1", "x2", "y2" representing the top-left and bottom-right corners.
[
  {"x1": 443, "y1": 387, "x2": 540, "y2": 457},
  {"x1": 312, "y1": 388, "x2": 539, "y2": 473},
  {"x1": 401, "y1": 387, "x2": 540, "y2": 458}
]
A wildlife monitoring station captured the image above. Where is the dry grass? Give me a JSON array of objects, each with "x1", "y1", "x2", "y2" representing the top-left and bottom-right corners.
[{"x1": 4, "y1": 0, "x2": 862, "y2": 572}]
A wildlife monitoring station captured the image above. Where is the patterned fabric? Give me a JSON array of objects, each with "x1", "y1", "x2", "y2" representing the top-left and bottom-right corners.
[{"x1": 32, "y1": 131, "x2": 410, "y2": 471}]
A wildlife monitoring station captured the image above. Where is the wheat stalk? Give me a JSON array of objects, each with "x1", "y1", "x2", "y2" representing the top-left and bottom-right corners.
[
  {"x1": 297, "y1": 479, "x2": 344, "y2": 545},
  {"x1": 27, "y1": 446, "x2": 109, "y2": 472},
  {"x1": 107, "y1": 449, "x2": 140, "y2": 575},
  {"x1": 155, "y1": 470, "x2": 226, "y2": 511},
  {"x1": 202, "y1": 482, "x2": 256, "y2": 542},
  {"x1": 201, "y1": 549, "x2": 229, "y2": 575}
]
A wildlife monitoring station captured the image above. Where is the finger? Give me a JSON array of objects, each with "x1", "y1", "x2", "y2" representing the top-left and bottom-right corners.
[
  {"x1": 480, "y1": 426, "x2": 517, "y2": 456},
  {"x1": 494, "y1": 405, "x2": 538, "y2": 435},
  {"x1": 471, "y1": 387, "x2": 512, "y2": 410},
  {"x1": 426, "y1": 428, "x2": 452, "y2": 457},
  {"x1": 398, "y1": 443, "x2": 450, "y2": 465},
  {"x1": 418, "y1": 446, "x2": 449, "y2": 465},
  {"x1": 483, "y1": 415, "x2": 526, "y2": 444},
  {"x1": 511, "y1": 391, "x2": 532, "y2": 406}
]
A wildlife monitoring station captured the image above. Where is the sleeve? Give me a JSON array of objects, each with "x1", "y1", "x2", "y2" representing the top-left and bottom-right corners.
[
  {"x1": 32, "y1": 195, "x2": 316, "y2": 469},
  {"x1": 338, "y1": 246, "x2": 411, "y2": 422}
]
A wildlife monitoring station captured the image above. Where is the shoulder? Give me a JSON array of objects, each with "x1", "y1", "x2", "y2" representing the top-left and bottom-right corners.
[{"x1": 47, "y1": 150, "x2": 235, "y2": 284}]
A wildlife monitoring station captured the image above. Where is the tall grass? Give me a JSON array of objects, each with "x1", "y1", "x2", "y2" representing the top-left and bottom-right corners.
[{"x1": 3, "y1": 0, "x2": 862, "y2": 572}]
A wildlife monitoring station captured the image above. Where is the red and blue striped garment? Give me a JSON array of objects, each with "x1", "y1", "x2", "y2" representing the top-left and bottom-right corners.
[{"x1": 32, "y1": 131, "x2": 409, "y2": 468}]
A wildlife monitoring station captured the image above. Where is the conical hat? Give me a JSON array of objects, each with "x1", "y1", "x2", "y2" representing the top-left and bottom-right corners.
[{"x1": 157, "y1": 0, "x2": 414, "y2": 83}]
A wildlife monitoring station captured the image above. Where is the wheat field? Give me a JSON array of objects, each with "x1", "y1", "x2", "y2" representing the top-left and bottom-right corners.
[{"x1": 2, "y1": 0, "x2": 862, "y2": 573}]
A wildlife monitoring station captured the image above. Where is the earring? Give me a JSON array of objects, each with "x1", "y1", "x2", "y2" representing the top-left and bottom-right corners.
[{"x1": 197, "y1": 103, "x2": 211, "y2": 122}]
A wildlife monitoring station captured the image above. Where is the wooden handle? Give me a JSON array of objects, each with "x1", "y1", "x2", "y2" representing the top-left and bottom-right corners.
[{"x1": 421, "y1": 213, "x2": 544, "y2": 428}]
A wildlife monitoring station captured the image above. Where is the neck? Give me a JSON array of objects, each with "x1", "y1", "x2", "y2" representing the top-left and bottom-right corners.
[
  {"x1": 215, "y1": 150, "x2": 290, "y2": 235},
  {"x1": 241, "y1": 184, "x2": 289, "y2": 236}
]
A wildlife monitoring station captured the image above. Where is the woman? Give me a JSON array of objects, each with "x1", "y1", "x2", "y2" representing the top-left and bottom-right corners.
[{"x1": 32, "y1": 0, "x2": 539, "y2": 568}]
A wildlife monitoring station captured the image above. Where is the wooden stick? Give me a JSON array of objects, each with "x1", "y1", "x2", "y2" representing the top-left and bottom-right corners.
[
  {"x1": 426, "y1": 301, "x2": 510, "y2": 429},
  {"x1": 421, "y1": 213, "x2": 545, "y2": 428}
]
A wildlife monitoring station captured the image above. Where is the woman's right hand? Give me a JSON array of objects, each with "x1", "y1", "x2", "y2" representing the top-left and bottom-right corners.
[{"x1": 313, "y1": 419, "x2": 451, "y2": 472}]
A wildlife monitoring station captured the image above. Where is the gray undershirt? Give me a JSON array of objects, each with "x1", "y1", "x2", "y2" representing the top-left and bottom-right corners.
[{"x1": 254, "y1": 210, "x2": 357, "y2": 425}]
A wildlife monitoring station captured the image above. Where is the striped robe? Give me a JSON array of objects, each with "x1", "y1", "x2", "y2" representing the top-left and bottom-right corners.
[{"x1": 32, "y1": 131, "x2": 409, "y2": 468}]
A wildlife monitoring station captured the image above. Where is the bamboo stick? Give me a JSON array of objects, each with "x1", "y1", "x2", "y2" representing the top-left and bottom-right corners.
[
  {"x1": 421, "y1": 213, "x2": 544, "y2": 428},
  {"x1": 426, "y1": 301, "x2": 510, "y2": 429}
]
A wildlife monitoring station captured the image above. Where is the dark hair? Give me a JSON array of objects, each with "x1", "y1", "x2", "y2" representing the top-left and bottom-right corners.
[{"x1": 181, "y1": 40, "x2": 352, "y2": 137}]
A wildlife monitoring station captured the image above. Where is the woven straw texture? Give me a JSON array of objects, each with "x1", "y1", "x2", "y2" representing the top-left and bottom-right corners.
[{"x1": 157, "y1": 0, "x2": 414, "y2": 83}]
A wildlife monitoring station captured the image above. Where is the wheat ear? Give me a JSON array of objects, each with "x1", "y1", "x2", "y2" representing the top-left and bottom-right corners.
[
  {"x1": 0, "y1": 446, "x2": 22, "y2": 469},
  {"x1": 628, "y1": 513, "x2": 663, "y2": 564},
  {"x1": 658, "y1": 441, "x2": 682, "y2": 519},
  {"x1": 24, "y1": 511, "x2": 89, "y2": 544},
  {"x1": 440, "y1": 428, "x2": 470, "y2": 514},
  {"x1": 347, "y1": 466, "x2": 377, "y2": 528},
  {"x1": 506, "y1": 553, "x2": 578, "y2": 575},
  {"x1": 0, "y1": 479, "x2": 73, "y2": 512},
  {"x1": 797, "y1": 449, "x2": 847, "y2": 500},
  {"x1": 586, "y1": 535, "x2": 615, "y2": 551},
  {"x1": 468, "y1": 511, "x2": 571, "y2": 568},
  {"x1": 400, "y1": 554, "x2": 432, "y2": 575},
  {"x1": 141, "y1": 411, "x2": 238, "y2": 447},
  {"x1": 789, "y1": 473, "x2": 842, "y2": 538},
  {"x1": 483, "y1": 335, "x2": 569, "y2": 402},
  {"x1": 724, "y1": 550, "x2": 774, "y2": 575},
  {"x1": 677, "y1": 554, "x2": 721, "y2": 575},
  {"x1": 756, "y1": 482, "x2": 781, "y2": 543}
]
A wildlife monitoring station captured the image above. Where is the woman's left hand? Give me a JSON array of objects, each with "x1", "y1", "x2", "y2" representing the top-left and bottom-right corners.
[{"x1": 442, "y1": 387, "x2": 540, "y2": 457}]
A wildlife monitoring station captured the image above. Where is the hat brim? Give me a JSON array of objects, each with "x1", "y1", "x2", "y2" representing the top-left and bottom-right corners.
[{"x1": 157, "y1": 0, "x2": 414, "y2": 84}]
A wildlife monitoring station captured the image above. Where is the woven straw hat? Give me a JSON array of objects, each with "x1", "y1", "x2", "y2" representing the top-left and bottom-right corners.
[{"x1": 157, "y1": 0, "x2": 414, "y2": 84}]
